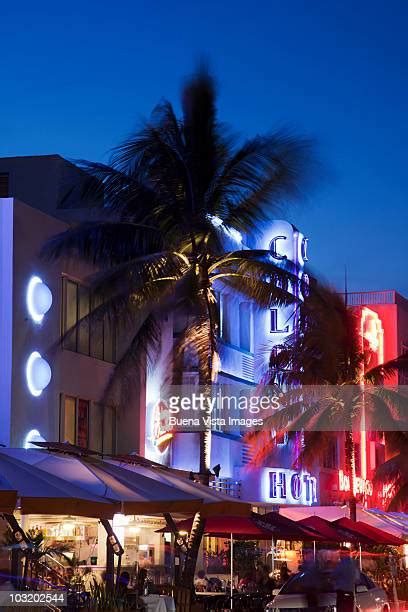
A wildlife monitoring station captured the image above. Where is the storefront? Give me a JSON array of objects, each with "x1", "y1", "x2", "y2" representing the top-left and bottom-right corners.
[{"x1": 20, "y1": 512, "x2": 169, "y2": 584}]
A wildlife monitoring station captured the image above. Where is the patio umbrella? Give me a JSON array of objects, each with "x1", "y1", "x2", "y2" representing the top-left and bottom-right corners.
[
  {"x1": 1, "y1": 448, "x2": 203, "y2": 515},
  {"x1": 107, "y1": 458, "x2": 251, "y2": 516},
  {"x1": 0, "y1": 450, "x2": 116, "y2": 518},
  {"x1": 332, "y1": 517, "x2": 378, "y2": 569},
  {"x1": 256, "y1": 512, "x2": 323, "y2": 541},
  {"x1": 332, "y1": 517, "x2": 378, "y2": 545},
  {"x1": 255, "y1": 512, "x2": 325, "y2": 574},
  {"x1": 157, "y1": 514, "x2": 275, "y2": 538},
  {"x1": 158, "y1": 512, "x2": 321, "y2": 608},
  {"x1": 298, "y1": 515, "x2": 345, "y2": 561},
  {"x1": 298, "y1": 516, "x2": 345, "y2": 543},
  {"x1": 158, "y1": 514, "x2": 274, "y2": 609}
]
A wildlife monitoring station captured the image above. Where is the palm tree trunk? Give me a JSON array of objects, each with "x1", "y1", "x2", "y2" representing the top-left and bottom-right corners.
[
  {"x1": 182, "y1": 512, "x2": 206, "y2": 591},
  {"x1": 344, "y1": 430, "x2": 357, "y2": 521},
  {"x1": 199, "y1": 430, "x2": 211, "y2": 484}
]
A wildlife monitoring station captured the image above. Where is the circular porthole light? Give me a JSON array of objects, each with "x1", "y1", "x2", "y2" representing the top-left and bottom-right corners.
[
  {"x1": 26, "y1": 276, "x2": 52, "y2": 323},
  {"x1": 26, "y1": 351, "x2": 52, "y2": 397},
  {"x1": 24, "y1": 429, "x2": 45, "y2": 449}
]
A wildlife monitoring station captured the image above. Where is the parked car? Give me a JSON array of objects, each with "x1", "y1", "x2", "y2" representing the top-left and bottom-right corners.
[{"x1": 265, "y1": 570, "x2": 390, "y2": 611}]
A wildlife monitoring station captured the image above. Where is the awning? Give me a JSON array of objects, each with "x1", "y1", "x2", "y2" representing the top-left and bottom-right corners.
[
  {"x1": 1, "y1": 448, "x2": 203, "y2": 515},
  {"x1": 107, "y1": 458, "x2": 251, "y2": 517},
  {"x1": 280, "y1": 505, "x2": 348, "y2": 522},
  {"x1": 361, "y1": 508, "x2": 408, "y2": 540},
  {"x1": 0, "y1": 450, "x2": 116, "y2": 518}
]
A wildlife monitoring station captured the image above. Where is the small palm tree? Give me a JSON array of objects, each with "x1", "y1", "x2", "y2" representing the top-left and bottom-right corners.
[{"x1": 248, "y1": 285, "x2": 408, "y2": 519}]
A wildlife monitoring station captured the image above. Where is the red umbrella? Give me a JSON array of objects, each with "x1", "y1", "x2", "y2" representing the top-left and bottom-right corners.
[
  {"x1": 332, "y1": 517, "x2": 377, "y2": 545},
  {"x1": 158, "y1": 514, "x2": 277, "y2": 606},
  {"x1": 258, "y1": 512, "x2": 325, "y2": 541},
  {"x1": 298, "y1": 516, "x2": 345, "y2": 543},
  {"x1": 355, "y1": 521, "x2": 405, "y2": 546},
  {"x1": 158, "y1": 514, "x2": 273, "y2": 539}
]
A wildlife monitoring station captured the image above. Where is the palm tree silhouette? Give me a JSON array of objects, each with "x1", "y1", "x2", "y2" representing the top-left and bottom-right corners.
[
  {"x1": 247, "y1": 285, "x2": 408, "y2": 519},
  {"x1": 42, "y1": 65, "x2": 316, "y2": 587},
  {"x1": 43, "y1": 65, "x2": 315, "y2": 478}
]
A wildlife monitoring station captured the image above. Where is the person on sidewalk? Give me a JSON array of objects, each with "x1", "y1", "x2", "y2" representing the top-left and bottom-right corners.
[{"x1": 333, "y1": 547, "x2": 359, "y2": 612}]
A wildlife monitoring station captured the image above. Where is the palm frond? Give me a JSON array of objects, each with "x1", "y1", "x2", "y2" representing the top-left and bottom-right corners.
[{"x1": 41, "y1": 221, "x2": 163, "y2": 266}]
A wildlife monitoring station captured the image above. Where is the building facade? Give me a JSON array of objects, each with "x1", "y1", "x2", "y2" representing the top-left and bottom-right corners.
[
  {"x1": 1, "y1": 154, "x2": 407, "y2": 512},
  {"x1": 0, "y1": 156, "x2": 145, "y2": 454}
]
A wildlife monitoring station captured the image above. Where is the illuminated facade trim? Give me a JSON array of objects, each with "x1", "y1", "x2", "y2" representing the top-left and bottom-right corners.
[
  {"x1": 26, "y1": 351, "x2": 52, "y2": 397},
  {"x1": 26, "y1": 275, "x2": 53, "y2": 323}
]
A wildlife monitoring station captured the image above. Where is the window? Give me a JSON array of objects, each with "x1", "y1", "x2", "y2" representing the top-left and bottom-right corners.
[
  {"x1": 61, "y1": 395, "x2": 89, "y2": 448},
  {"x1": 77, "y1": 399, "x2": 89, "y2": 448},
  {"x1": 62, "y1": 277, "x2": 116, "y2": 362},
  {"x1": 63, "y1": 396, "x2": 76, "y2": 444},
  {"x1": 60, "y1": 395, "x2": 116, "y2": 453},
  {"x1": 0, "y1": 173, "x2": 9, "y2": 197},
  {"x1": 239, "y1": 302, "x2": 251, "y2": 351},
  {"x1": 220, "y1": 294, "x2": 232, "y2": 343},
  {"x1": 270, "y1": 308, "x2": 289, "y2": 333}
]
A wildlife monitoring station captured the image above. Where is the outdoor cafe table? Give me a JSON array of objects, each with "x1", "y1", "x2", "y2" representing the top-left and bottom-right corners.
[{"x1": 140, "y1": 593, "x2": 175, "y2": 612}]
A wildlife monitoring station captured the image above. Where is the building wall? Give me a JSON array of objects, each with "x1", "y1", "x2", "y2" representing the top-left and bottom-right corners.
[
  {"x1": 0, "y1": 197, "x2": 144, "y2": 453},
  {"x1": 0, "y1": 155, "x2": 98, "y2": 220}
]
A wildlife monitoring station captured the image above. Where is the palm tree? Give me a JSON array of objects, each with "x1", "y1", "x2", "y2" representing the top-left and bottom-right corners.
[
  {"x1": 373, "y1": 431, "x2": 408, "y2": 511},
  {"x1": 42, "y1": 66, "x2": 315, "y2": 587},
  {"x1": 43, "y1": 66, "x2": 314, "y2": 473},
  {"x1": 247, "y1": 285, "x2": 408, "y2": 520}
]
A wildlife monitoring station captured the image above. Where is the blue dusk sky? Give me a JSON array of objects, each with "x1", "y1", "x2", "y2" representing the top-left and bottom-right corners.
[{"x1": 1, "y1": 1, "x2": 407, "y2": 294}]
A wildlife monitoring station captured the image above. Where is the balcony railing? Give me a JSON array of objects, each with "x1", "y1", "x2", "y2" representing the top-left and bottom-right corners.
[{"x1": 340, "y1": 290, "x2": 397, "y2": 306}]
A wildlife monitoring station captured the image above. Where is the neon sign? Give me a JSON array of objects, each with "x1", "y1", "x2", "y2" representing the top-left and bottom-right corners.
[
  {"x1": 262, "y1": 468, "x2": 318, "y2": 505},
  {"x1": 338, "y1": 469, "x2": 373, "y2": 497},
  {"x1": 152, "y1": 400, "x2": 173, "y2": 453},
  {"x1": 361, "y1": 307, "x2": 384, "y2": 368}
]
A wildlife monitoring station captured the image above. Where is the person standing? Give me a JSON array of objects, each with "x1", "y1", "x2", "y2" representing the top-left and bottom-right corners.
[{"x1": 333, "y1": 548, "x2": 359, "y2": 612}]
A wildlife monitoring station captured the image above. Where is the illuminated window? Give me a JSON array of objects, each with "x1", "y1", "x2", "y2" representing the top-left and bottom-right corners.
[
  {"x1": 60, "y1": 395, "x2": 116, "y2": 453},
  {"x1": 61, "y1": 395, "x2": 89, "y2": 447},
  {"x1": 77, "y1": 399, "x2": 89, "y2": 448},
  {"x1": 62, "y1": 277, "x2": 116, "y2": 363},
  {"x1": 62, "y1": 396, "x2": 77, "y2": 445}
]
